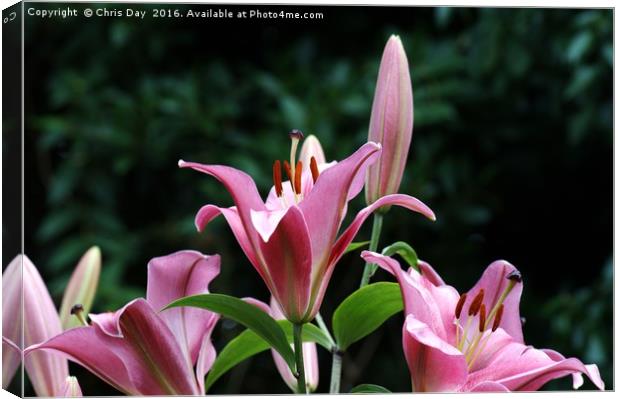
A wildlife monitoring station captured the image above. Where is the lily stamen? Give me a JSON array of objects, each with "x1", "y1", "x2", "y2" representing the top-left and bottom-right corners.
[
  {"x1": 310, "y1": 156, "x2": 320, "y2": 183},
  {"x1": 273, "y1": 160, "x2": 283, "y2": 197},
  {"x1": 70, "y1": 304, "x2": 89, "y2": 326},
  {"x1": 454, "y1": 293, "x2": 467, "y2": 347},
  {"x1": 294, "y1": 161, "x2": 302, "y2": 196},
  {"x1": 283, "y1": 160, "x2": 295, "y2": 194},
  {"x1": 492, "y1": 304, "x2": 504, "y2": 332},
  {"x1": 484, "y1": 271, "x2": 522, "y2": 330}
]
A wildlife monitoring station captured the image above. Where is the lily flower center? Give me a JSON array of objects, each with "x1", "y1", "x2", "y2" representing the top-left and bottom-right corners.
[
  {"x1": 270, "y1": 130, "x2": 321, "y2": 207},
  {"x1": 454, "y1": 270, "x2": 522, "y2": 370}
]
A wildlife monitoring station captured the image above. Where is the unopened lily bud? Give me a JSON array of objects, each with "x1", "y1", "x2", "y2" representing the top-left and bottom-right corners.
[
  {"x1": 365, "y1": 35, "x2": 414, "y2": 211},
  {"x1": 61, "y1": 376, "x2": 82, "y2": 397},
  {"x1": 59, "y1": 246, "x2": 101, "y2": 330},
  {"x1": 299, "y1": 134, "x2": 326, "y2": 167}
]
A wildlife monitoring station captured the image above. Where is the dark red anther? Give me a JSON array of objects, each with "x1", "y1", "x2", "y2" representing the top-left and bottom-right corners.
[
  {"x1": 468, "y1": 289, "x2": 485, "y2": 316},
  {"x1": 455, "y1": 293, "x2": 467, "y2": 319},
  {"x1": 294, "y1": 161, "x2": 302, "y2": 195},
  {"x1": 492, "y1": 304, "x2": 504, "y2": 332},
  {"x1": 310, "y1": 156, "x2": 320, "y2": 183},
  {"x1": 507, "y1": 270, "x2": 522, "y2": 283},
  {"x1": 283, "y1": 160, "x2": 295, "y2": 193},
  {"x1": 478, "y1": 304, "x2": 486, "y2": 332},
  {"x1": 273, "y1": 160, "x2": 283, "y2": 197},
  {"x1": 70, "y1": 304, "x2": 84, "y2": 315}
]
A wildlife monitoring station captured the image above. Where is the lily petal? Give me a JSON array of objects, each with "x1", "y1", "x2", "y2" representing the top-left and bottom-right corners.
[
  {"x1": 403, "y1": 316, "x2": 467, "y2": 392},
  {"x1": 195, "y1": 205, "x2": 261, "y2": 270},
  {"x1": 464, "y1": 339, "x2": 604, "y2": 391},
  {"x1": 299, "y1": 134, "x2": 326, "y2": 166},
  {"x1": 61, "y1": 376, "x2": 83, "y2": 397},
  {"x1": 469, "y1": 381, "x2": 509, "y2": 392},
  {"x1": 147, "y1": 250, "x2": 220, "y2": 367},
  {"x1": 332, "y1": 195, "x2": 434, "y2": 270},
  {"x1": 2, "y1": 337, "x2": 21, "y2": 389},
  {"x1": 463, "y1": 260, "x2": 524, "y2": 343},
  {"x1": 300, "y1": 142, "x2": 382, "y2": 272},
  {"x1": 23, "y1": 256, "x2": 69, "y2": 396},
  {"x1": 195, "y1": 330, "x2": 217, "y2": 394},
  {"x1": 118, "y1": 299, "x2": 202, "y2": 394},
  {"x1": 2, "y1": 256, "x2": 22, "y2": 389},
  {"x1": 250, "y1": 208, "x2": 289, "y2": 243},
  {"x1": 258, "y1": 205, "x2": 313, "y2": 322},
  {"x1": 361, "y1": 251, "x2": 457, "y2": 341},
  {"x1": 417, "y1": 260, "x2": 445, "y2": 287},
  {"x1": 178, "y1": 161, "x2": 266, "y2": 237}
]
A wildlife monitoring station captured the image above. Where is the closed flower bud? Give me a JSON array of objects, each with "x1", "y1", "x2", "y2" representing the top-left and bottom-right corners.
[
  {"x1": 365, "y1": 35, "x2": 414, "y2": 211},
  {"x1": 59, "y1": 246, "x2": 102, "y2": 330}
]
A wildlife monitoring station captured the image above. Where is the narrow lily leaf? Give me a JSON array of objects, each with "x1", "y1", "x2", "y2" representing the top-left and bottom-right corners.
[
  {"x1": 381, "y1": 241, "x2": 418, "y2": 271},
  {"x1": 350, "y1": 384, "x2": 392, "y2": 393},
  {"x1": 163, "y1": 293, "x2": 296, "y2": 372},
  {"x1": 333, "y1": 282, "x2": 403, "y2": 351},
  {"x1": 204, "y1": 320, "x2": 330, "y2": 392},
  {"x1": 344, "y1": 241, "x2": 370, "y2": 255}
]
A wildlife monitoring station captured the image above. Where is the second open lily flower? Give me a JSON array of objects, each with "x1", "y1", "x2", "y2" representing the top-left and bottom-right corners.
[
  {"x1": 179, "y1": 135, "x2": 435, "y2": 323},
  {"x1": 25, "y1": 251, "x2": 220, "y2": 395},
  {"x1": 361, "y1": 251, "x2": 604, "y2": 392}
]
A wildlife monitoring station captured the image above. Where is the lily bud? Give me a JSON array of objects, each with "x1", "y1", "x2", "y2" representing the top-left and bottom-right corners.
[
  {"x1": 365, "y1": 35, "x2": 414, "y2": 211},
  {"x1": 299, "y1": 134, "x2": 326, "y2": 167},
  {"x1": 59, "y1": 246, "x2": 101, "y2": 330},
  {"x1": 61, "y1": 376, "x2": 83, "y2": 397},
  {"x1": 2, "y1": 256, "x2": 23, "y2": 389},
  {"x1": 22, "y1": 256, "x2": 70, "y2": 396}
]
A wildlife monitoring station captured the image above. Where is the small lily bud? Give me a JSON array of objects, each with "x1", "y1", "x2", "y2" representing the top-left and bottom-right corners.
[
  {"x1": 365, "y1": 35, "x2": 414, "y2": 211},
  {"x1": 59, "y1": 246, "x2": 101, "y2": 330}
]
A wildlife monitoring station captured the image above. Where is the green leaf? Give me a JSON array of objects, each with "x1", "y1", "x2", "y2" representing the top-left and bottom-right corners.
[
  {"x1": 350, "y1": 384, "x2": 392, "y2": 393},
  {"x1": 204, "y1": 320, "x2": 331, "y2": 392},
  {"x1": 381, "y1": 241, "x2": 419, "y2": 271},
  {"x1": 344, "y1": 241, "x2": 370, "y2": 255},
  {"x1": 332, "y1": 282, "x2": 403, "y2": 351},
  {"x1": 163, "y1": 294, "x2": 296, "y2": 372}
]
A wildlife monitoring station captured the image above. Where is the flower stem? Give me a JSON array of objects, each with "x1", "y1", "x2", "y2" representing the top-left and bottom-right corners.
[
  {"x1": 315, "y1": 312, "x2": 336, "y2": 347},
  {"x1": 293, "y1": 323, "x2": 307, "y2": 394},
  {"x1": 329, "y1": 349, "x2": 343, "y2": 393},
  {"x1": 360, "y1": 212, "x2": 384, "y2": 287}
]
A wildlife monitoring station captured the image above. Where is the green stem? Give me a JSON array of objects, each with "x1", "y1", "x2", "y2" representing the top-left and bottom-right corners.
[
  {"x1": 329, "y1": 350, "x2": 343, "y2": 394},
  {"x1": 315, "y1": 312, "x2": 336, "y2": 347},
  {"x1": 293, "y1": 323, "x2": 307, "y2": 394},
  {"x1": 359, "y1": 212, "x2": 384, "y2": 287}
]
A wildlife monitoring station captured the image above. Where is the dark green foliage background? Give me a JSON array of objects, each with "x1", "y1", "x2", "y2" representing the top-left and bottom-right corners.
[{"x1": 16, "y1": 3, "x2": 613, "y2": 395}]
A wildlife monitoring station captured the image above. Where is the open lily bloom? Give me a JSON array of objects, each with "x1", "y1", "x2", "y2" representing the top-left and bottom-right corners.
[
  {"x1": 26, "y1": 251, "x2": 220, "y2": 395},
  {"x1": 179, "y1": 135, "x2": 435, "y2": 323},
  {"x1": 245, "y1": 297, "x2": 319, "y2": 392},
  {"x1": 361, "y1": 251, "x2": 604, "y2": 392}
]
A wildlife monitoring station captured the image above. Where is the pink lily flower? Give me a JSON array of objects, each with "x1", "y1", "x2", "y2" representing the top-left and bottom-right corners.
[
  {"x1": 361, "y1": 251, "x2": 604, "y2": 392},
  {"x1": 245, "y1": 297, "x2": 319, "y2": 392},
  {"x1": 179, "y1": 135, "x2": 435, "y2": 323},
  {"x1": 25, "y1": 250, "x2": 220, "y2": 395},
  {"x1": 365, "y1": 35, "x2": 414, "y2": 209}
]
